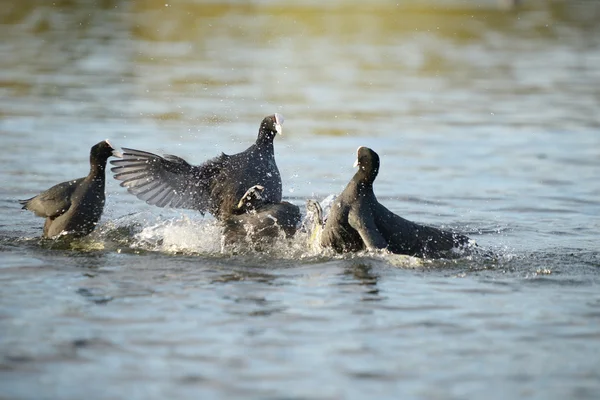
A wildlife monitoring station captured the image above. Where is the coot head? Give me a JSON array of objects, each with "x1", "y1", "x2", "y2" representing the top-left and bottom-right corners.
[
  {"x1": 257, "y1": 113, "x2": 284, "y2": 144},
  {"x1": 91, "y1": 140, "x2": 122, "y2": 162},
  {"x1": 353, "y1": 146, "x2": 379, "y2": 183}
]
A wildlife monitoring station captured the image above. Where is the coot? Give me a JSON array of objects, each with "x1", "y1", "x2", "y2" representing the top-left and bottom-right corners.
[
  {"x1": 19, "y1": 140, "x2": 121, "y2": 238},
  {"x1": 111, "y1": 114, "x2": 284, "y2": 220},
  {"x1": 320, "y1": 146, "x2": 471, "y2": 258}
]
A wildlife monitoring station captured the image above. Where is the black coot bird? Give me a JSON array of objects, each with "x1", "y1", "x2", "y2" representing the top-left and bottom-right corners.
[
  {"x1": 110, "y1": 114, "x2": 284, "y2": 220},
  {"x1": 320, "y1": 146, "x2": 471, "y2": 258},
  {"x1": 222, "y1": 184, "x2": 301, "y2": 245},
  {"x1": 19, "y1": 140, "x2": 121, "y2": 239}
]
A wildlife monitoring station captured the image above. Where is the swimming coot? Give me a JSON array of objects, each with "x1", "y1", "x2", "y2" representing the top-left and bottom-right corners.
[
  {"x1": 320, "y1": 146, "x2": 471, "y2": 258},
  {"x1": 19, "y1": 140, "x2": 121, "y2": 238}
]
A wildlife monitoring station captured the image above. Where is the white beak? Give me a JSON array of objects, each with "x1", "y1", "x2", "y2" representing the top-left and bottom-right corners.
[
  {"x1": 353, "y1": 146, "x2": 365, "y2": 168},
  {"x1": 274, "y1": 113, "x2": 284, "y2": 135},
  {"x1": 106, "y1": 139, "x2": 123, "y2": 158}
]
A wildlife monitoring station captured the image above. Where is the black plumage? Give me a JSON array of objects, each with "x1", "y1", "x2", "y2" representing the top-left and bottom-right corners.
[
  {"x1": 110, "y1": 114, "x2": 284, "y2": 220},
  {"x1": 19, "y1": 140, "x2": 121, "y2": 238},
  {"x1": 320, "y1": 147, "x2": 471, "y2": 258},
  {"x1": 222, "y1": 185, "x2": 301, "y2": 246}
]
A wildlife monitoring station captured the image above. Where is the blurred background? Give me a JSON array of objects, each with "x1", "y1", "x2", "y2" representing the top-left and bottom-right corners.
[{"x1": 2, "y1": 0, "x2": 599, "y2": 129}]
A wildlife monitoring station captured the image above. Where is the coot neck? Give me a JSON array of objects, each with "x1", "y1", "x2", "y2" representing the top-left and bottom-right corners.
[
  {"x1": 255, "y1": 132, "x2": 275, "y2": 153},
  {"x1": 89, "y1": 155, "x2": 108, "y2": 180},
  {"x1": 356, "y1": 180, "x2": 374, "y2": 197},
  {"x1": 350, "y1": 173, "x2": 375, "y2": 198}
]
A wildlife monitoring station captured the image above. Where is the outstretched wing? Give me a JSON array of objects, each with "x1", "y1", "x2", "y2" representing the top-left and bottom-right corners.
[
  {"x1": 110, "y1": 148, "x2": 226, "y2": 213},
  {"x1": 19, "y1": 178, "x2": 83, "y2": 218}
]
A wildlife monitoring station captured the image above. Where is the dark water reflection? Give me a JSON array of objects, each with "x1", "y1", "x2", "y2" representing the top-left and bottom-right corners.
[{"x1": 2, "y1": 0, "x2": 600, "y2": 399}]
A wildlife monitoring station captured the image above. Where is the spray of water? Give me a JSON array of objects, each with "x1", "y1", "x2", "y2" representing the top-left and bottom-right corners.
[{"x1": 20, "y1": 196, "x2": 506, "y2": 270}]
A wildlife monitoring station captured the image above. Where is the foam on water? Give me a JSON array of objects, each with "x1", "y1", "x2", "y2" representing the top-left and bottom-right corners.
[
  {"x1": 78, "y1": 196, "x2": 486, "y2": 270},
  {"x1": 133, "y1": 215, "x2": 223, "y2": 255},
  {"x1": 93, "y1": 211, "x2": 222, "y2": 255}
]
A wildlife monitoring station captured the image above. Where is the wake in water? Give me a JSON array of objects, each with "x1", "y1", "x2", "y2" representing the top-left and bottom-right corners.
[
  {"x1": 95, "y1": 207, "x2": 328, "y2": 259},
  {"x1": 8, "y1": 195, "x2": 497, "y2": 270},
  {"x1": 88, "y1": 194, "x2": 491, "y2": 267}
]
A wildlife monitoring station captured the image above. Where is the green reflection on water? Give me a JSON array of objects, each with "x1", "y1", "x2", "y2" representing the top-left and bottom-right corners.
[{"x1": 0, "y1": 0, "x2": 597, "y2": 130}]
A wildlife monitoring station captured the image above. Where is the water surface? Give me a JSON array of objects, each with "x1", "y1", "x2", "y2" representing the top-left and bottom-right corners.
[{"x1": 1, "y1": 1, "x2": 600, "y2": 399}]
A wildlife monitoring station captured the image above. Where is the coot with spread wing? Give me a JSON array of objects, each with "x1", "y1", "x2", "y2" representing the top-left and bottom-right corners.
[{"x1": 110, "y1": 114, "x2": 284, "y2": 220}]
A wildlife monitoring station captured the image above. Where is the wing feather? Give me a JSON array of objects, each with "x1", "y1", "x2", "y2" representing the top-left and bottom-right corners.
[
  {"x1": 110, "y1": 147, "x2": 225, "y2": 213},
  {"x1": 19, "y1": 178, "x2": 83, "y2": 218}
]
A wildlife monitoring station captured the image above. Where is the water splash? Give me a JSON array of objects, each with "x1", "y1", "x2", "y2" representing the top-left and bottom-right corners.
[
  {"x1": 90, "y1": 199, "x2": 336, "y2": 260},
  {"x1": 8, "y1": 196, "x2": 506, "y2": 270},
  {"x1": 133, "y1": 215, "x2": 223, "y2": 255},
  {"x1": 96, "y1": 211, "x2": 222, "y2": 255}
]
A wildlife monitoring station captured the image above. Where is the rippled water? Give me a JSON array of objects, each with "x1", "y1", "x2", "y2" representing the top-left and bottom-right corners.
[{"x1": 1, "y1": 1, "x2": 600, "y2": 399}]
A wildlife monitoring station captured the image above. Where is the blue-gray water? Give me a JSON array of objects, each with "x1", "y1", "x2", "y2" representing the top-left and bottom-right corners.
[{"x1": 1, "y1": 1, "x2": 600, "y2": 399}]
